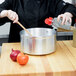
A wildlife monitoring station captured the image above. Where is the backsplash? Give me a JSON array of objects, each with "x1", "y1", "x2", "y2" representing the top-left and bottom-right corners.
[
  {"x1": 63, "y1": 0, "x2": 76, "y2": 6},
  {"x1": 0, "y1": 0, "x2": 5, "y2": 4}
]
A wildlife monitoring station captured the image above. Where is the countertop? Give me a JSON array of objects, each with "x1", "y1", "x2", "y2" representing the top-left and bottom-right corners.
[{"x1": 0, "y1": 41, "x2": 76, "y2": 76}]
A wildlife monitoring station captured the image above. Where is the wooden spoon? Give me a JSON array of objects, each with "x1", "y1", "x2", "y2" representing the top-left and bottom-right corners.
[{"x1": 17, "y1": 21, "x2": 32, "y2": 37}]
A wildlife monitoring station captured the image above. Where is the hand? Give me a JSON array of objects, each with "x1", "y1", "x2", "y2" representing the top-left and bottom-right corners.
[
  {"x1": 57, "y1": 12, "x2": 73, "y2": 25},
  {"x1": 0, "y1": 10, "x2": 19, "y2": 23},
  {"x1": 7, "y1": 10, "x2": 19, "y2": 23}
]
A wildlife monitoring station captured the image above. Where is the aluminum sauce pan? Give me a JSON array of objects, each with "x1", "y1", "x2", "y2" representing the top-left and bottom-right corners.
[{"x1": 20, "y1": 28, "x2": 56, "y2": 55}]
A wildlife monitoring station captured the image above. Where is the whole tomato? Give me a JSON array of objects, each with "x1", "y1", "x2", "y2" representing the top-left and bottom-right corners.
[
  {"x1": 45, "y1": 17, "x2": 53, "y2": 25},
  {"x1": 17, "y1": 53, "x2": 29, "y2": 65}
]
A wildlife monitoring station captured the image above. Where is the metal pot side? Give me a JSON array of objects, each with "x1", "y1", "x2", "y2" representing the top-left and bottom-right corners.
[{"x1": 20, "y1": 28, "x2": 56, "y2": 55}]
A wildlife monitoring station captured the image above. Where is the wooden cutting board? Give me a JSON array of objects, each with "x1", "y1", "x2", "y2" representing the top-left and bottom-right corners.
[{"x1": 0, "y1": 41, "x2": 76, "y2": 76}]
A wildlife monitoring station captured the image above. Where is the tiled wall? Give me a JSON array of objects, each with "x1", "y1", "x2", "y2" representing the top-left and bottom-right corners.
[
  {"x1": 63, "y1": 0, "x2": 72, "y2": 3},
  {"x1": 0, "y1": 0, "x2": 5, "y2": 4},
  {"x1": 0, "y1": 0, "x2": 10, "y2": 36},
  {"x1": 63, "y1": 0, "x2": 76, "y2": 6}
]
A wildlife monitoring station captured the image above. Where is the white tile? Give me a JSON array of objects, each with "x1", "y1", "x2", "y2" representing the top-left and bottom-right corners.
[
  {"x1": 0, "y1": 23, "x2": 10, "y2": 36},
  {"x1": 0, "y1": 0, "x2": 5, "y2": 4}
]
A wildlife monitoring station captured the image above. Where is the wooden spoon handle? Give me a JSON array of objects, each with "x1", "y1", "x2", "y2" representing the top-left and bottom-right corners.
[{"x1": 17, "y1": 21, "x2": 32, "y2": 37}]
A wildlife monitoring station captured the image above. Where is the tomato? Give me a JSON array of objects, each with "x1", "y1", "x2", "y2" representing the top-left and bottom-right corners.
[
  {"x1": 17, "y1": 53, "x2": 29, "y2": 65},
  {"x1": 45, "y1": 17, "x2": 53, "y2": 25},
  {"x1": 45, "y1": 18, "x2": 50, "y2": 24},
  {"x1": 49, "y1": 17, "x2": 53, "y2": 21}
]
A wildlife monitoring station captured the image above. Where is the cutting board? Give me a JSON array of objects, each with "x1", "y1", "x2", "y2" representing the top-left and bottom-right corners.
[{"x1": 0, "y1": 41, "x2": 76, "y2": 76}]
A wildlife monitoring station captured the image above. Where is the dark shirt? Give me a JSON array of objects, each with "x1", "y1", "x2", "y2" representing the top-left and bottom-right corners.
[{"x1": 0, "y1": 0, "x2": 76, "y2": 42}]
